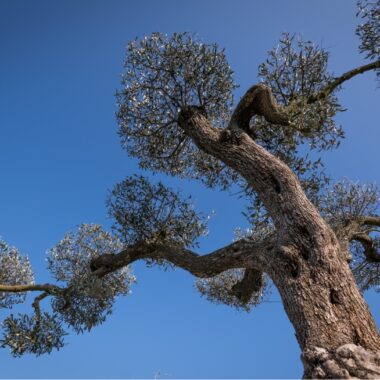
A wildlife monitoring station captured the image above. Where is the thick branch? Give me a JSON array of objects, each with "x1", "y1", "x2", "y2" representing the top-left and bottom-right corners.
[
  {"x1": 229, "y1": 61, "x2": 380, "y2": 135},
  {"x1": 351, "y1": 232, "x2": 380, "y2": 262},
  {"x1": 229, "y1": 83, "x2": 290, "y2": 131},
  {"x1": 308, "y1": 59, "x2": 380, "y2": 103},
  {"x1": 90, "y1": 239, "x2": 274, "y2": 278},
  {"x1": 357, "y1": 215, "x2": 380, "y2": 227},
  {"x1": 331, "y1": 215, "x2": 380, "y2": 263},
  {"x1": 0, "y1": 283, "x2": 63, "y2": 295},
  {"x1": 331, "y1": 215, "x2": 380, "y2": 235},
  {"x1": 179, "y1": 106, "x2": 327, "y2": 237},
  {"x1": 231, "y1": 268, "x2": 264, "y2": 304}
]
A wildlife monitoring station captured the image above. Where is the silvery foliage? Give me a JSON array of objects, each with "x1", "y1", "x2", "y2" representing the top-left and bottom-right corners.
[
  {"x1": 196, "y1": 269, "x2": 269, "y2": 312},
  {"x1": 1, "y1": 312, "x2": 65, "y2": 357},
  {"x1": 320, "y1": 179, "x2": 380, "y2": 292},
  {"x1": 107, "y1": 175, "x2": 208, "y2": 252},
  {"x1": 258, "y1": 33, "x2": 344, "y2": 154},
  {"x1": 47, "y1": 224, "x2": 135, "y2": 333},
  {"x1": 233, "y1": 225, "x2": 275, "y2": 242},
  {"x1": 244, "y1": 33, "x2": 345, "y2": 227},
  {"x1": 117, "y1": 32, "x2": 239, "y2": 189},
  {"x1": 356, "y1": 0, "x2": 380, "y2": 78},
  {"x1": 320, "y1": 179, "x2": 379, "y2": 222},
  {"x1": 0, "y1": 239, "x2": 34, "y2": 308}
]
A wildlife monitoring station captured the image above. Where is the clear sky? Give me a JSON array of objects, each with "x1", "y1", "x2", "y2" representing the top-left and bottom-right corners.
[{"x1": 0, "y1": 0, "x2": 379, "y2": 378}]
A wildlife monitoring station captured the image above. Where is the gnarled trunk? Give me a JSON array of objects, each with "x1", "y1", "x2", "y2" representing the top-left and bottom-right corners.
[
  {"x1": 268, "y1": 227, "x2": 380, "y2": 378},
  {"x1": 177, "y1": 105, "x2": 380, "y2": 378}
]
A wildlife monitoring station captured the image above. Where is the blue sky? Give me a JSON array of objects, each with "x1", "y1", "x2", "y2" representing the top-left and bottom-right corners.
[{"x1": 0, "y1": 0, "x2": 379, "y2": 378}]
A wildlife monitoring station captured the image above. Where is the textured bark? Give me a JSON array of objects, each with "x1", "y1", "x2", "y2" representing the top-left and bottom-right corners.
[
  {"x1": 302, "y1": 344, "x2": 380, "y2": 379},
  {"x1": 229, "y1": 83, "x2": 290, "y2": 133},
  {"x1": 90, "y1": 238, "x2": 275, "y2": 278}
]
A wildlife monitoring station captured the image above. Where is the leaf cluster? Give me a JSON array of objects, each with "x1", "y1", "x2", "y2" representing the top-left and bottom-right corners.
[
  {"x1": 1, "y1": 313, "x2": 65, "y2": 357},
  {"x1": 1, "y1": 225, "x2": 135, "y2": 355},
  {"x1": 257, "y1": 33, "x2": 344, "y2": 179},
  {"x1": 107, "y1": 175, "x2": 208, "y2": 251},
  {"x1": 0, "y1": 240, "x2": 34, "y2": 308},
  {"x1": 117, "y1": 32, "x2": 239, "y2": 188},
  {"x1": 356, "y1": 0, "x2": 380, "y2": 64},
  {"x1": 320, "y1": 179, "x2": 379, "y2": 223},
  {"x1": 47, "y1": 224, "x2": 135, "y2": 333}
]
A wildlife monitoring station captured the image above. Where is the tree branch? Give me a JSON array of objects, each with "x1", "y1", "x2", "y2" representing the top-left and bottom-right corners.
[
  {"x1": 90, "y1": 238, "x2": 274, "y2": 278},
  {"x1": 308, "y1": 59, "x2": 380, "y2": 103},
  {"x1": 227, "y1": 61, "x2": 380, "y2": 135},
  {"x1": 229, "y1": 84, "x2": 290, "y2": 131},
  {"x1": 231, "y1": 268, "x2": 264, "y2": 303},
  {"x1": 357, "y1": 216, "x2": 380, "y2": 227},
  {"x1": 351, "y1": 232, "x2": 380, "y2": 263},
  {"x1": 0, "y1": 283, "x2": 63, "y2": 295},
  {"x1": 32, "y1": 292, "x2": 49, "y2": 321}
]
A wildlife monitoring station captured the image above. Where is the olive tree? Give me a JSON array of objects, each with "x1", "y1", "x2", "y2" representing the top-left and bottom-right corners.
[{"x1": 1, "y1": 1, "x2": 380, "y2": 378}]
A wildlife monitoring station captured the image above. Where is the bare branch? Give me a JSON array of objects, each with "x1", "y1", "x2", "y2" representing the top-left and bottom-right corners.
[
  {"x1": 332, "y1": 215, "x2": 380, "y2": 238},
  {"x1": 357, "y1": 216, "x2": 380, "y2": 227},
  {"x1": 229, "y1": 84, "x2": 290, "y2": 131},
  {"x1": 32, "y1": 292, "x2": 49, "y2": 323},
  {"x1": 90, "y1": 238, "x2": 274, "y2": 279},
  {"x1": 308, "y1": 59, "x2": 380, "y2": 103},
  {"x1": 351, "y1": 232, "x2": 380, "y2": 262},
  {"x1": 0, "y1": 283, "x2": 63, "y2": 295}
]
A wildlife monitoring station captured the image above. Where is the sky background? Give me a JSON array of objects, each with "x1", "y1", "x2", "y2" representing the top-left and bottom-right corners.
[{"x1": 0, "y1": 0, "x2": 379, "y2": 378}]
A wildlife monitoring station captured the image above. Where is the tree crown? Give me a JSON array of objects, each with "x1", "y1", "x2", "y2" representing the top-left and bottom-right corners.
[{"x1": 1, "y1": 0, "x2": 380, "y2": 359}]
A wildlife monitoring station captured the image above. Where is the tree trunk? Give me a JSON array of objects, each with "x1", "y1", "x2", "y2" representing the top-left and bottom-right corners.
[
  {"x1": 269, "y1": 227, "x2": 380, "y2": 378},
  {"x1": 177, "y1": 107, "x2": 380, "y2": 378}
]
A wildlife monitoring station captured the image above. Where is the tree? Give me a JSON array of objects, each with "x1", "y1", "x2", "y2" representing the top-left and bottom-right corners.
[{"x1": 1, "y1": 1, "x2": 380, "y2": 378}]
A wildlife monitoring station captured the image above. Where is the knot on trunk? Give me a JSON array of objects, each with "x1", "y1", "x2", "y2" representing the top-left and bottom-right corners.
[
  {"x1": 178, "y1": 105, "x2": 207, "y2": 123},
  {"x1": 302, "y1": 344, "x2": 380, "y2": 379},
  {"x1": 219, "y1": 128, "x2": 243, "y2": 145},
  {"x1": 90, "y1": 253, "x2": 118, "y2": 277}
]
